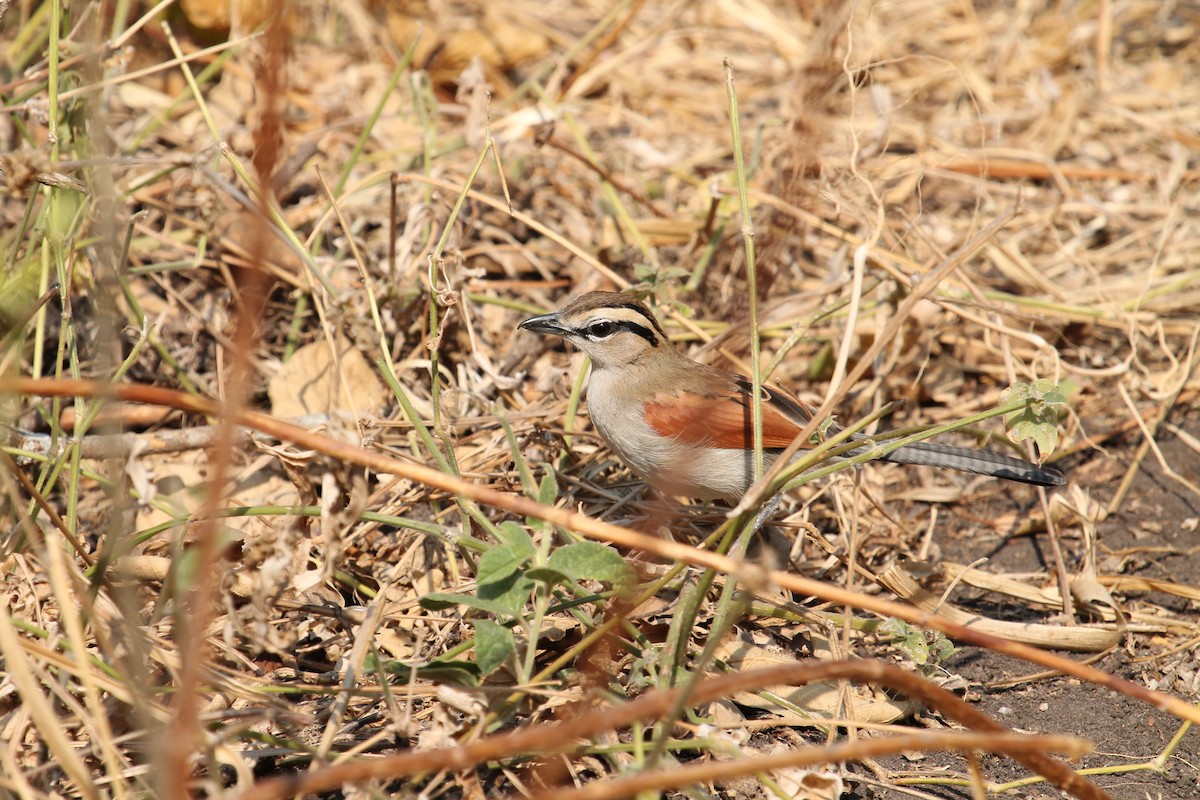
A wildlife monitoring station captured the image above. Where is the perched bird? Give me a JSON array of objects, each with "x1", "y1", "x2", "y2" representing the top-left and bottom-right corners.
[{"x1": 520, "y1": 291, "x2": 1064, "y2": 503}]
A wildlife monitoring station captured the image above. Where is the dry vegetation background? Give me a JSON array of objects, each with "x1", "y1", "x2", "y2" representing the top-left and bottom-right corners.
[{"x1": 2, "y1": 0, "x2": 1199, "y2": 798}]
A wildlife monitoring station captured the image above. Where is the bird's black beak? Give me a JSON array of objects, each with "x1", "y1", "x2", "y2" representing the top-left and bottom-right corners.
[{"x1": 519, "y1": 312, "x2": 569, "y2": 337}]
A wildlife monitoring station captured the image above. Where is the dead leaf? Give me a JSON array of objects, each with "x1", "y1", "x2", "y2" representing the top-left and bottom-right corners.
[
  {"x1": 716, "y1": 634, "x2": 915, "y2": 724},
  {"x1": 269, "y1": 335, "x2": 388, "y2": 418}
]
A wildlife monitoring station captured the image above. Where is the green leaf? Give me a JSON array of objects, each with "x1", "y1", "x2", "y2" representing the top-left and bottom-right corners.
[
  {"x1": 546, "y1": 541, "x2": 636, "y2": 595},
  {"x1": 494, "y1": 521, "x2": 537, "y2": 556},
  {"x1": 1012, "y1": 419, "x2": 1059, "y2": 455},
  {"x1": 879, "y1": 618, "x2": 927, "y2": 665},
  {"x1": 0, "y1": 255, "x2": 46, "y2": 335},
  {"x1": 1000, "y1": 382, "x2": 1031, "y2": 404},
  {"x1": 419, "y1": 591, "x2": 526, "y2": 618},
  {"x1": 477, "y1": 570, "x2": 534, "y2": 618},
  {"x1": 477, "y1": 542, "x2": 533, "y2": 588},
  {"x1": 537, "y1": 468, "x2": 558, "y2": 507},
  {"x1": 930, "y1": 635, "x2": 956, "y2": 663},
  {"x1": 878, "y1": 618, "x2": 954, "y2": 668},
  {"x1": 664, "y1": 299, "x2": 695, "y2": 319},
  {"x1": 1002, "y1": 379, "x2": 1070, "y2": 458},
  {"x1": 527, "y1": 469, "x2": 559, "y2": 531},
  {"x1": 378, "y1": 657, "x2": 480, "y2": 687},
  {"x1": 473, "y1": 619, "x2": 515, "y2": 676},
  {"x1": 525, "y1": 565, "x2": 571, "y2": 586}
]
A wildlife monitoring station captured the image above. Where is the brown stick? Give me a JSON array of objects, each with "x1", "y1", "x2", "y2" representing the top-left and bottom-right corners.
[
  {"x1": 5, "y1": 376, "x2": 1198, "y2": 734},
  {"x1": 224, "y1": 660, "x2": 1108, "y2": 800}
]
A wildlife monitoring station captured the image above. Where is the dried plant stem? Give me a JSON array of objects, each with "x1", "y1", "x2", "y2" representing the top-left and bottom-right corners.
[
  {"x1": 8, "y1": 377, "x2": 1199, "y2": 731},
  {"x1": 234, "y1": 660, "x2": 1107, "y2": 800}
]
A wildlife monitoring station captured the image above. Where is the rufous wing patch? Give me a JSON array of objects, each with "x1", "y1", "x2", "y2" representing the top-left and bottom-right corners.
[{"x1": 642, "y1": 391, "x2": 804, "y2": 449}]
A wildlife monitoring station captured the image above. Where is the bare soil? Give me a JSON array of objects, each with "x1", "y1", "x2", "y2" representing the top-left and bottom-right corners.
[{"x1": 856, "y1": 423, "x2": 1200, "y2": 799}]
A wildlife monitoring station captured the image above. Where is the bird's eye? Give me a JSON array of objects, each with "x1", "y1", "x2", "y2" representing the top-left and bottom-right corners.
[{"x1": 586, "y1": 320, "x2": 616, "y2": 339}]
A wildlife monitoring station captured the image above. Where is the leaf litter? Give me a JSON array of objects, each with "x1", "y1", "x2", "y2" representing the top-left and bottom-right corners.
[{"x1": 1, "y1": 0, "x2": 1198, "y2": 798}]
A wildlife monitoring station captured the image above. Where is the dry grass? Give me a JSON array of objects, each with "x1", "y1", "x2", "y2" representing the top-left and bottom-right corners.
[{"x1": 2, "y1": 0, "x2": 1199, "y2": 798}]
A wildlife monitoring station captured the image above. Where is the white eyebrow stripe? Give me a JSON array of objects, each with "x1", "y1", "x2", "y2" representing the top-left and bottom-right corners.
[{"x1": 572, "y1": 307, "x2": 663, "y2": 346}]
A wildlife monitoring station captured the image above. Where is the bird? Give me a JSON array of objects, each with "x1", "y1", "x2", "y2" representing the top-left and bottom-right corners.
[{"x1": 519, "y1": 291, "x2": 1065, "y2": 504}]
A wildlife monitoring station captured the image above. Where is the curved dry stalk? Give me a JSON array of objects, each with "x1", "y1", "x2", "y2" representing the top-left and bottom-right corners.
[
  {"x1": 4, "y1": 376, "x2": 1198, "y2": 730},
  {"x1": 539, "y1": 732, "x2": 1093, "y2": 800},
  {"x1": 225, "y1": 659, "x2": 1107, "y2": 800}
]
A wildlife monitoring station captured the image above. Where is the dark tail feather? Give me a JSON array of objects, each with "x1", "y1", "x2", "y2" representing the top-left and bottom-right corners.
[{"x1": 874, "y1": 440, "x2": 1065, "y2": 486}]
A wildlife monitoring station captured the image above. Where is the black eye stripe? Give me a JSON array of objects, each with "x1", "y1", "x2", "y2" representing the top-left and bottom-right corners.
[
  {"x1": 619, "y1": 320, "x2": 659, "y2": 346},
  {"x1": 582, "y1": 320, "x2": 659, "y2": 347},
  {"x1": 612, "y1": 302, "x2": 667, "y2": 341}
]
